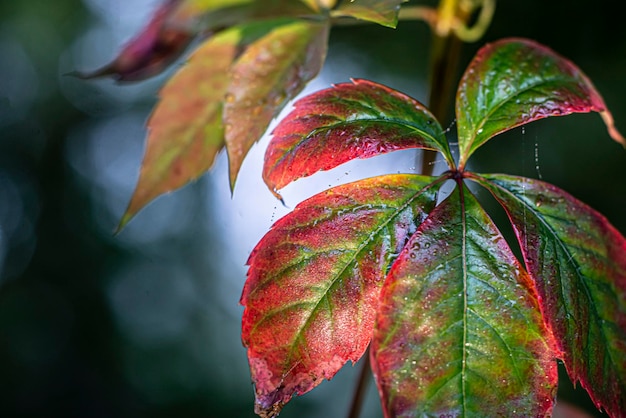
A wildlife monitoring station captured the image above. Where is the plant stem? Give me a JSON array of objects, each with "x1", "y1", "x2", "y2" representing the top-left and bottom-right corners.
[
  {"x1": 344, "y1": 3, "x2": 495, "y2": 417},
  {"x1": 421, "y1": 0, "x2": 481, "y2": 175},
  {"x1": 421, "y1": 27, "x2": 463, "y2": 175},
  {"x1": 347, "y1": 347, "x2": 372, "y2": 418}
]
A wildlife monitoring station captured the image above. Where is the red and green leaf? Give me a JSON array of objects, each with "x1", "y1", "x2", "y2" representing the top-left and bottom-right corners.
[
  {"x1": 473, "y1": 173, "x2": 626, "y2": 416},
  {"x1": 224, "y1": 19, "x2": 329, "y2": 189},
  {"x1": 332, "y1": 0, "x2": 407, "y2": 28},
  {"x1": 371, "y1": 183, "x2": 558, "y2": 417},
  {"x1": 241, "y1": 173, "x2": 442, "y2": 416},
  {"x1": 456, "y1": 37, "x2": 625, "y2": 169},
  {"x1": 264, "y1": 79, "x2": 452, "y2": 197}
]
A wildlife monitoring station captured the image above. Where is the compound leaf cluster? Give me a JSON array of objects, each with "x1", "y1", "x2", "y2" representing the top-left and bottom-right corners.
[{"x1": 241, "y1": 38, "x2": 626, "y2": 417}]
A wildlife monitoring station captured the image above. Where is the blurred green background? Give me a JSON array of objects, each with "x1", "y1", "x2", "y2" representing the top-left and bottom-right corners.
[{"x1": 0, "y1": 1, "x2": 624, "y2": 417}]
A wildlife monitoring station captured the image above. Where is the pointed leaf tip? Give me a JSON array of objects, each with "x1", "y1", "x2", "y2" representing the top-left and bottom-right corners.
[
  {"x1": 600, "y1": 110, "x2": 626, "y2": 148},
  {"x1": 77, "y1": 0, "x2": 193, "y2": 82},
  {"x1": 118, "y1": 26, "x2": 250, "y2": 229}
]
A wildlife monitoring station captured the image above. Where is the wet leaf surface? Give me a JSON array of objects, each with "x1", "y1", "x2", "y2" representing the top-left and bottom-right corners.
[
  {"x1": 456, "y1": 38, "x2": 625, "y2": 168},
  {"x1": 475, "y1": 173, "x2": 626, "y2": 417},
  {"x1": 241, "y1": 174, "x2": 440, "y2": 416},
  {"x1": 264, "y1": 79, "x2": 452, "y2": 197},
  {"x1": 371, "y1": 183, "x2": 558, "y2": 417}
]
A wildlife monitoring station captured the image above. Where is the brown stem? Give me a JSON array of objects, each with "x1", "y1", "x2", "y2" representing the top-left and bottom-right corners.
[
  {"x1": 347, "y1": 347, "x2": 372, "y2": 418},
  {"x1": 421, "y1": 28, "x2": 464, "y2": 175}
]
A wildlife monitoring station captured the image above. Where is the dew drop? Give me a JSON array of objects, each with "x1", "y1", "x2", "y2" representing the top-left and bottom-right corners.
[{"x1": 535, "y1": 194, "x2": 545, "y2": 207}]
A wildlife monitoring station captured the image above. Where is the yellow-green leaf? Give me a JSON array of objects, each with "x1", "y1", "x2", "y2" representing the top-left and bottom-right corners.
[
  {"x1": 118, "y1": 26, "x2": 236, "y2": 229},
  {"x1": 224, "y1": 19, "x2": 329, "y2": 189},
  {"x1": 332, "y1": 0, "x2": 407, "y2": 28}
]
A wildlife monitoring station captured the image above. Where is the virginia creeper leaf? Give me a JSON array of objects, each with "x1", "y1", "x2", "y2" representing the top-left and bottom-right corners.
[
  {"x1": 241, "y1": 174, "x2": 442, "y2": 416},
  {"x1": 119, "y1": 21, "x2": 281, "y2": 228},
  {"x1": 224, "y1": 19, "x2": 329, "y2": 190},
  {"x1": 264, "y1": 79, "x2": 452, "y2": 197},
  {"x1": 73, "y1": 0, "x2": 192, "y2": 82},
  {"x1": 371, "y1": 183, "x2": 558, "y2": 417},
  {"x1": 332, "y1": 0, "x2": 407, "y2": 28},
  {"x1": 474, "y1": 173, "x2": 626, "y2": 417},
  {"x1": 456, "y1": 37, "x2": 625, "y2": 168}
]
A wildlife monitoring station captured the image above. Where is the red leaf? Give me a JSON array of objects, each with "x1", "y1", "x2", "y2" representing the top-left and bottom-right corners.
[
  {"x1": 474, "y1": 173, "x2": 626, "y2": 417},
  {"x1": 371, "y1": 183, "x2": 558, "y2": 417},
  {"x1": 241, "y1": 174, "x2": 441, "y2": 416},
  {"x1": 73, "y1": 0, "x2": 193, "y2": 82},
  {"x1": 264, "y1": 79, "x2": 452, "y2": 197}
]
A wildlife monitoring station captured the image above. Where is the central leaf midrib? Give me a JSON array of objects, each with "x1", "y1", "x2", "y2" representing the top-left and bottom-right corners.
[{"x1": 459, "y1": 184, "x2": 469, "y2": 416}]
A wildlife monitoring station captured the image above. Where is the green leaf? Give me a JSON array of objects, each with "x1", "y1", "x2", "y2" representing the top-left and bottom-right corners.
[
  {"x1": 332, "y1": 0, "x2": 407, "y2": 28},
  {"x1": 241, "y1": 174, "x2": 441, "y2": 416},
  {"x1": 264, "y1": 79, "x2": 452, "y2": 197},
  {"x1": 456, "y1": 37, "x2": 625, "y2": 169},
  {"x1": 371, "y1": 183, "x2": 558, "y2": 417},
  {"x1": 224, "y1": 19, "x2": 329, "y2": 190},
  {"x1": 473, "y1": 173, "x2": 626, "y2": 416}
]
